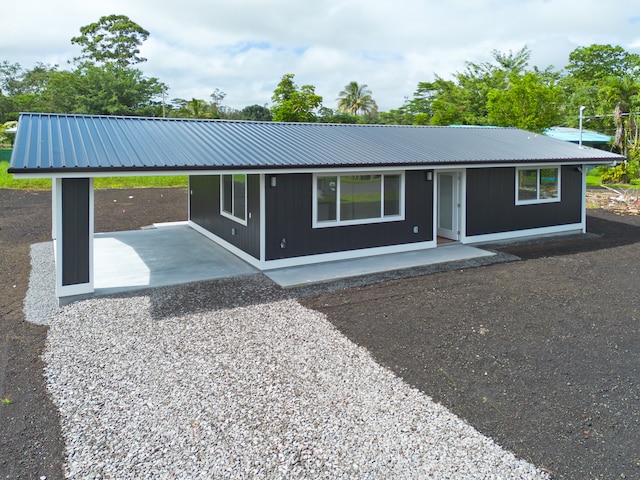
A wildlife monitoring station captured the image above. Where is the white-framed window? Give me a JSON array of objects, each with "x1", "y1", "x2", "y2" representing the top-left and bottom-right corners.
[
  {"x1": 313, "y1": 172, "x2": 405, "y2": 228},
  {"x1": 515, "y1": 167, "x2": 561, "y2": 205},
  {"x1": 220, "y1": 174, "x2": 247, "y2": 225}
]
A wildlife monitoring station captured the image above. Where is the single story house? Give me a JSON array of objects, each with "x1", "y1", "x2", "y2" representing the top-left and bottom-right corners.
[{"x1": 9, "y1": 113, "x2": 624, "y2": 302}]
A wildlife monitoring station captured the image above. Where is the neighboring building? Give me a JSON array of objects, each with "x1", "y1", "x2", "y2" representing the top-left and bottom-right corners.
[
  {"x1": 544, "y1": 126, "x2": 613, "y2": 147},
  {"x1": 9, "y1": 113, "x2": 624, "y2": 302}
]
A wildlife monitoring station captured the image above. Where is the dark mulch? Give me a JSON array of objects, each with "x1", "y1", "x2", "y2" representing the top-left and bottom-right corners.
[{"x1": 1, "y1": 187, "x2": 639, "y2": 479}]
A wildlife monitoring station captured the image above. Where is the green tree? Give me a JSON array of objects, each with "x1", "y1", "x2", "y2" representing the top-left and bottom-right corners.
[
  {"x1": 401, "y1": 47, "x2": 532, "y2": 126},
  {"x1": 241, "y1": 104, "x2": 273, "y2": 121},
  {"x1": 43, "y1": 63, "x2": 163, "y2": 116},
  {"x1": 566, "y1": 44, "x2": 640, "y2": 84},
  {"x1": 487, "y1": 71, "x2": 562, "y2": 132},
  {"x1": 337, "y1": 81, "x2": 377, "y2": 116},
  {"x1": 317, "y1": 107, "x2": 358, "y2": 124},
  {"x1": 0, "y1": 62, "x2": 58, "y2": 121},
  {"x1": 562, "y1": 45, "x2": 640, "y2": 148},
  {"x1": 599, "y1": 75, "x2": 640, "y2": 155},
  {"x1": 270, "y1": 73, "x2": 323, "y2": 122},
  {"x1": 71, "y1": 14, "x2": 150, "y2": 68},
  {"x1": 55, "y1": 16, "x2": 165, "y2": 115}
]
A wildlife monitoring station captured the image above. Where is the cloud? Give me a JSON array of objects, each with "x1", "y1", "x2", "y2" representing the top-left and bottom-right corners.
[{"x1": 3, "y1": 0, "x2": 640, "y2": 112}]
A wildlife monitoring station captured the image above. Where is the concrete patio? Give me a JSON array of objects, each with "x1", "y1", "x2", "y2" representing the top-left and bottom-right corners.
[{"x1": 93, "y1": 222, "x2": 496, "y2": 296}]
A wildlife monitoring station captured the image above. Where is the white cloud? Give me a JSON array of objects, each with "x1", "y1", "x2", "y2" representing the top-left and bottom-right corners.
[{"x1": 3, "y1": 0, "x2": 640, "y2": 112}]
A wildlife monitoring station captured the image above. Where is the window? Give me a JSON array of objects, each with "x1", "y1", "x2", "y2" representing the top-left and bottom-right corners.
[
  {"x1": 516, "y1": 167, "x2": 560, "y2": 205},
  {"x1": 220, "y1": 174, "x2": 247, "y2": 224},
  {"x1": 314, "y1": 172, "x2": 404, "y2": 227}
]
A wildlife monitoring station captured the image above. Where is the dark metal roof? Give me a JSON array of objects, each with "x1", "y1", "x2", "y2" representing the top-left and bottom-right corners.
[{"x1": 9, "y1": 112, "x2": 624, "y2": 174}]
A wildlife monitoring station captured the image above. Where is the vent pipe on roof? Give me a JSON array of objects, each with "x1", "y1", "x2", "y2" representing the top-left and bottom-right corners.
[{"x1": 579, "y1": 106, "x2": 586, "y2": 148}]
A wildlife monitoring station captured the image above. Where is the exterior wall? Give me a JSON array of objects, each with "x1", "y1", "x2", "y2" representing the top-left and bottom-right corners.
[
  {"x1": 189, "y1": 174, "x2": 261, "y2": 259},
  {"x1": 465, "y1": 166, "x2": 582, "y2": 237},
  {"x1": 264, "y1": 171, "x2": 434, "y2": 261}
]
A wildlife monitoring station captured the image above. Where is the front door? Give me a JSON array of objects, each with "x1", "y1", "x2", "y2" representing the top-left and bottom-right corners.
[{"x1": 437, "y1": 172, "x2": 461, "y2": 241}]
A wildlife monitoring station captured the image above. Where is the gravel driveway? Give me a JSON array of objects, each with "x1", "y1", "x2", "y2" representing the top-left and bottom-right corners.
[{"x1": 27, "y1": 245, "x2": 545, "y2": 479}]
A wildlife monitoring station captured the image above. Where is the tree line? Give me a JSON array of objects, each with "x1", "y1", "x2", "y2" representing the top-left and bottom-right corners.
[{"x1": 1, "y1": 15, "x2": 639, "y2": 182}]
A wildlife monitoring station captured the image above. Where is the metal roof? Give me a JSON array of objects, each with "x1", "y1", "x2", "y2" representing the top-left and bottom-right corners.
[
  {"x1": 544, "y1": 126, "x2": 613, "y2": 144},
  {"x1": 9, "y1": 113, "x2": 624, "y2": 174}
]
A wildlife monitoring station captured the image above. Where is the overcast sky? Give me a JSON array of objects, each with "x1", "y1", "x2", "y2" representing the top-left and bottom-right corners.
[{"x1": 3, "y1": 0, "x2": 640, "y2": 112}]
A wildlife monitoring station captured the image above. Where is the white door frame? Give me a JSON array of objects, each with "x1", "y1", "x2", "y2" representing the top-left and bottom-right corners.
[{"x1": 436, "y1": 170, "x2": 464, "y2": 241}]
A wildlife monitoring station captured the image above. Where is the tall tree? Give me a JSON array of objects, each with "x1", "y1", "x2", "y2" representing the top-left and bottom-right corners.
[
  {"x1": 491, "y1": 46, "x2": 531, "y2": 75},
  {"x1": 71, "y1": 14, "x2": 150, "y2": 68},
  {"x1": 337, "y1": 81, "x2": 377, "y2": 116},
  {"x1": 270, "y1": 73, "x2": 322, "y2": 122},
  {"x1": 487, "y1": 71, "x2": 562, "y2": 132},
  {"x1": 599, "y1": 75, "x2": 640, "y2": 155},
  {"x1": 62, "y1": 15, "x2": 165, "y2": 116},
  {"x1": 566, "y1": 44, "x2": 640, "y2": 84}
]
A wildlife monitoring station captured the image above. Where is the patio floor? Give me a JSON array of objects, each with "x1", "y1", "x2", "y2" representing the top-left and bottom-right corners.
[{"x1": 93, "y1": 223, "x2": 496, "y2": 296}]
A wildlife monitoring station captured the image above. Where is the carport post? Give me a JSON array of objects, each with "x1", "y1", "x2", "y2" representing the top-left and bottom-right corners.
[{"x1": 53, "y1": 177, "x2": 94, "y2": 303}]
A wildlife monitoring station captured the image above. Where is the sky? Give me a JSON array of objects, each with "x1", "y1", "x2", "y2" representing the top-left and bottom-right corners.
[{"x1": 3, "y1": 0, "x2": 640, "y2": 112}]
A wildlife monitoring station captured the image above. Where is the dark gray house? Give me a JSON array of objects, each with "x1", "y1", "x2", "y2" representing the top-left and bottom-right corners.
[{"x1": 9, "y1": 113, "x2": 623, "y2": 302}]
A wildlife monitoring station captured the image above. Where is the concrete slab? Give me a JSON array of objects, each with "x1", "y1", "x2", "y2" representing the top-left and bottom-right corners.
[
  {"x1": 264, "y1": 244, "x2": 495, "y2": 288},
  {"x1": 93, "y1": 224, "x2": 496, "y2": 295},
  {"x1": 94, "y1": 223, "x2": 258, "y2": 295}
]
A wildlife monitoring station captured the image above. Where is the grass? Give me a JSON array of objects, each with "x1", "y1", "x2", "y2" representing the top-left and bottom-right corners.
[{"x1": 1, "y1": 161, "x2": 187, "y2": 190}]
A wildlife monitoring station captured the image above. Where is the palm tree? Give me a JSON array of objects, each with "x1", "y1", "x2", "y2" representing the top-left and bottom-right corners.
[
  {"x1": 337, "y1": 81, "x2": 378, "y2": 116},
  {"x1": 600, "y1": 75, "x2": 640, "y2": 155}
]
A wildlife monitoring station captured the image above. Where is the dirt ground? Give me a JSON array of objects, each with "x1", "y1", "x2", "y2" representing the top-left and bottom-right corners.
[{"x1": 1, "y1": 187, "x2": 639, "y2": 479}]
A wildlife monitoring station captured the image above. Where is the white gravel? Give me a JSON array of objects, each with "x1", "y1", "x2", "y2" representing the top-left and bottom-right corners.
[
  {"x1": 27, "y1": 244, "x2": 548, "y2": 479},
  {"x1": 24, "y1": 242, "x2": 57, "y2": 326}
]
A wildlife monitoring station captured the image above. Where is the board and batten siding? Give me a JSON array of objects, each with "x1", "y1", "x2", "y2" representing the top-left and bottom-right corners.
[
  {"x1": 189, "y1": 174, "x2": 261, "y2": 259},
  {"x1": 264, "y1": 171, "x2": 434, "y2": 261},
  {"x1": 61, "y1": 178, "x2": 90, "y2": 285},
  {"x1": 465, "y1": 166, "x2": 582, "y2": 236}
]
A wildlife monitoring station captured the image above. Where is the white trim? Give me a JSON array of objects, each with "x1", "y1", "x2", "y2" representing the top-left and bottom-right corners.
[
  {"x1": 436, "y1": 170, "x2": 465, "y2": 241},
  {"x1": 54, "y1": 178, "x2": 94, "y2": 300},
  {"x1": 54, "y1": 178, "x2": 62, "y2": 292},
  {"x1": 580, "y1": 164, "x2": 587, "y2": 233},
  {"x1": 262, "y1": 240, "x2": 437, "y2": 270},
  {"x1": 189, "y1": 219, "x2": 437, "y2": 270},
  {"x1": 57, "y1": 280, "x2": 95, "y2": 298},
  {"x1": 462, "y1": 223, "x2": 584, "y2": 244},
  {"x1": 220, "y1": 173, "x2": 248, "y2": 226},
  {"x1": 89, "y1": 179, "x2": 95, "y2": 293},
  {"x1": 10, "y1": 159, "x2": 617, "y2": 179},
  {"x1": 312, "y1": 171, "x2": 405, "y2": 228},
  {"x1": 459, "y1": 171, "x2": 467, "y2": 240},
  {"x1": 187, "y1": 176, "x2": 192, "y2": 224},
  {"x1": 515, "y1": 166, "x2": 561, "y2": 205},
  {"x1": 259, "y1": 174, "x2": 266, "y2": 263},
  {"x1": 188, "y1": 220, "x2": 262, "y2": 269},
  {"x1": 51, "y1": 180, "x2": 57, "y2": 240}
]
